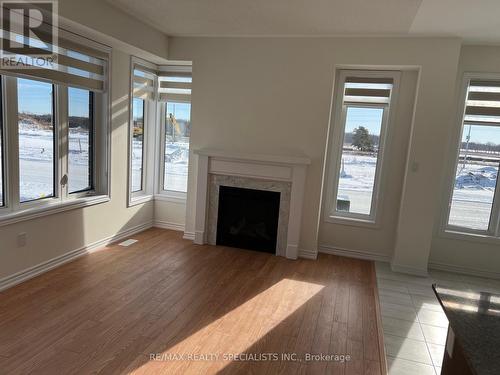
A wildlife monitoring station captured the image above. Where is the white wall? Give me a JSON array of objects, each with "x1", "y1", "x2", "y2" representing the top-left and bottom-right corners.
[
  {"x1": 168, "y1": 37, "x2": 462, "y2": 263},
  {"x1": 154, "y1": 199, "x2": 187, "y2": 230},
  {"x1": 59, "y1": 0, "x2": 169, "y2": 63},
  {"x1": 430, "y1": 45, "x2": 500, "y2": 278}
]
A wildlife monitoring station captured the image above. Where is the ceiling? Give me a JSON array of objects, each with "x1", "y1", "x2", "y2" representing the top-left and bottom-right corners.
[{"x1": 105, "y1": 0, "x2": 500, "y2": 43}]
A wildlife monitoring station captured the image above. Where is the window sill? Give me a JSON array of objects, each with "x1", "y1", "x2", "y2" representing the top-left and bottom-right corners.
[
  {"x1": 440, "y1": 229, "x2": 500, "y2": 245},
  {"x1": 154, "y1": 192, "x2": 187, "y2": 204},
  {"x1": 0, "y1": 194, "x2": 110, "y2": 228},
  {"x1": 324, "y1": 214, "x2": 381, "y2": 229},
  {"x1": 128, "y1": 194, "x2": 154, "y2": 207}
]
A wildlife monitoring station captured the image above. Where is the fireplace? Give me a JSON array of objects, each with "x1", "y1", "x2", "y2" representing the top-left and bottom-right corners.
[
  {"x1": 192, "y1": 148, "x2": 311, "y2": 259},
  {"x1": 216, "y1": 186, "x2": 280, "y2": 253}
]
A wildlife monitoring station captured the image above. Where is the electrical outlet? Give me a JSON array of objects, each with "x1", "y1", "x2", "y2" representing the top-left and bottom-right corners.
[{"x1": 17, "y1": 232, "x2": 27, "y2": 247}]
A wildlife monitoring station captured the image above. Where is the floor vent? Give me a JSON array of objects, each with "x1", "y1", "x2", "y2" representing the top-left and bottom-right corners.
[{"x1": 119, "y1": 239, "x2": 138, "y2": 247}]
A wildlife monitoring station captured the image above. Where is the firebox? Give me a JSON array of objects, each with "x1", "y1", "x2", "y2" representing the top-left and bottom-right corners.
[{"x1": 216, "y1": 186, "x2": 280, "y2": 254}]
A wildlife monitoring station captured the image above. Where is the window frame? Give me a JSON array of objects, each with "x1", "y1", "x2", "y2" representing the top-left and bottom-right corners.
[
  {"x1": 67, "y1": 89, "x2": 95, "y2": 195},
  {"x1": 0, "y1": 76, "x2": 5, "y2": 208},
  {"x1": 155, "y1": 64, "x2": 192, "y2": 202},
  {"x1": 323, "y1": 69, "x2": 400, "y2": 227},
  {"x1": 0, "y1": 37, "x2": 111, "y2": 227},
  {"x1": 127, "y1": 57, "x2": 157, "y2": 207},
  {"x1": 156, "y1": 100, "x2": 191, "y2": 202},
  {"x1": 16, "y1": 77, "x2": 58, "y2": 205},
  {"x1": 440, "y1": 73, "x2": 500, "y2": 240},
  {"x1": 130, "y1": 96, "x2": 146, "y2": 195}
]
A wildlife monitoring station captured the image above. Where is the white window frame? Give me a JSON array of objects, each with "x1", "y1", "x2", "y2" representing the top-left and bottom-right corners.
[
  {"x1": 440, "y1": 72, "x2": 500, "y2": 241},
  {"x1": 0, "y1": 46, "x2": 111, "y2": 227},
  {"x1": 323, "y1": 69, "x2": 400, "y2": 227},
  {"x1": 127, "y1": 57, "x2": 157, "y2": 206},
  {"x1": 155, "y1": 64, "x2": 192, "y2": 203}
]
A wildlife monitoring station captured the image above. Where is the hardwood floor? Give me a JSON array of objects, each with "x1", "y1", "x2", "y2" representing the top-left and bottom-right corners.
[{"x1": 0, "y1": 228, "x2": 385, "y2": 375}]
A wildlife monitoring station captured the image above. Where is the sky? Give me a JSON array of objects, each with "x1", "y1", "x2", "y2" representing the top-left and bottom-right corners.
[
  {"x1": 345, "y1": 107, "x2": 383, "y2": 135},
  {"x1": 18, "y1": 78, "x2": 90, "y2": 117},
  {"x1": 18, "y1": 77, "x2": 192, "y2": 123},
  {"x1": 345, "y1": 106, "x2": 500, "y2": 145}
]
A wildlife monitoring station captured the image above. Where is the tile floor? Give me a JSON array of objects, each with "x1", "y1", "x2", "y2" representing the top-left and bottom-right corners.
[{"x1": 375, "y1": 262, "x2": 500, "y2": 375}]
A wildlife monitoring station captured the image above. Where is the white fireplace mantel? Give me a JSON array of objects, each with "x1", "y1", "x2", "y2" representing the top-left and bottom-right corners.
[{"x1": 192, "y1": 148, "x2": 311, "y2": 259}]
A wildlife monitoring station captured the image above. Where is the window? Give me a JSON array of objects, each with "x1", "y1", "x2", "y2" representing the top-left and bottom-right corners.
[
  {"x1": 0, "y1": 28, "x2": 110, "y2": 224},
  {"x1": 17, "y1": 78, "x2": 55, "y2": 202},
  {"x1": 164, "y1": 101, "x2": 191, "y2": 192},
  {"x1": 159, "y1": 67, "x2": 192, "y2": 195},
  {"x1": 131, "y1": 97, "x2": 145, "y2": 193},
  {"x1": 68, "y1": 88, "x2": 94, "y2": 194},
  {"x1": 446, "y1": 77, "x2": 500, "y2": 236},
  {"x1": 128, "y1": 60, "x2": 193, "y2": 204},
  {"x1": 325, "y1": 71, "x2": 398, "y2": 223},
  {"x1": 129, "y1": 64, "x2": 156, "y2": 204}
]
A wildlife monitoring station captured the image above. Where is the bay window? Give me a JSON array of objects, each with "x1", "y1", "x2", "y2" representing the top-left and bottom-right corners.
[{"x1": 445, "y1": 76, "x2": 500, "y2": 237}]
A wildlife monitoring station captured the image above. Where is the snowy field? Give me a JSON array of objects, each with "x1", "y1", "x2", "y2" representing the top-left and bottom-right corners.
[
  {"x1": 0, "y1": 123, "x2": 188, "y2": 202},
  {"x1": 338, "y1": 152, "x2": 499, "y2": 230},
  {"x1": 449, "y1": 161, "x2": 499, "y2": 230},
  {"x1": 338, "y1": 153, "x2": 378, "y2": 215},
  {"x1": 164, "y1": 140, "x2": 189, "y2": 192},
  {"x1": 130, "y1": 138, "x2": 189, "y2": 193},
  {"x1": 14, "y1": 123, "x2": 92, "y2": 201}
]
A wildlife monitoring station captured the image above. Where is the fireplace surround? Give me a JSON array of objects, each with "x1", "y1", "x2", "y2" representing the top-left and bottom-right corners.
[{"x1": 192, "y1": 149, "x2": 310, "y2": 259}]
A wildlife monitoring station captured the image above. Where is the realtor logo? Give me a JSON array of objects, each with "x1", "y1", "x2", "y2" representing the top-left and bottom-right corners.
[{"x1": 0, "y1": 0, "x2": 58, "y2": 68}]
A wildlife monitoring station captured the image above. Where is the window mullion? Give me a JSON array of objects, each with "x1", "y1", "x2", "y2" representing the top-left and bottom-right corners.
[
  {"x1": 5, "y1": 77, "x2": 19, "y2": 211},
  {"x1": 155, "y1": 101, "x2": 165, "y2": 195},
  {"x1": 57, "y1": 85, "x2": 68, "y2": 201},
  {"x1": 330, "y1": 104, "x2": 348, "y2": 215}
]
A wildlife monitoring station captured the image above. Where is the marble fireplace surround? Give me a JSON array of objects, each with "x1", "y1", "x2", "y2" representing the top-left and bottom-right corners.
[{"x1": 193, "y1": 149, "x2": 311, "y2": 259}]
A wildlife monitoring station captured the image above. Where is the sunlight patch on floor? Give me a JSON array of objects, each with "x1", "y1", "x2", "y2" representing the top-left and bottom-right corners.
[{"x1": 133, "y1": 278, "x2": 325, "y2": 374}]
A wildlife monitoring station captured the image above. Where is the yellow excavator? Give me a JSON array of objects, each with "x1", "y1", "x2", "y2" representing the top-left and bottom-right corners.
[{"x1": 168, "y1": 113, "x2": 182, "y2": 141}]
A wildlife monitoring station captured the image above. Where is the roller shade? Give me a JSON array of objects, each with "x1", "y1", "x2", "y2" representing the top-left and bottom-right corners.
[
  {"x1": 464, "y1": 80, "x2": 500, "y2": 125},
  {"x1": 158, "y1": 66, "x2": 192, "y2": 103},
  {"x1": 343, "y1": 77, "x2": 393, "y2": 105},
  {"x1": 133, "y1": 66, "x2": 156, "y2": 100},
  {"x1": 0, "y1": 10, "x2": 108, "y2": 91}
]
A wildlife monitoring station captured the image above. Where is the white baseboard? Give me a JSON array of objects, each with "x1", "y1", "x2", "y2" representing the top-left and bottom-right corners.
[
  {"x1": 0, "y1": 220, "x2": 153, "y2": 292},
  {"x1": 318, "y1": 244, "x2": 390, "y2": 262},
  {"x1": 429, "y1": 261, "x2": 500, "y2": 280},
  {"x1": 390, "y1": 262, "x2": 429, "y2": 277},
  {"x1": 183, "y1": 231, "x2": 195, "y2": 241},
  {"x1": 153, "y1": 220, "x2": 185, "y2": 232},
  {"x1": 298, "y1": 248, "x2": 318, "y2": 260}
]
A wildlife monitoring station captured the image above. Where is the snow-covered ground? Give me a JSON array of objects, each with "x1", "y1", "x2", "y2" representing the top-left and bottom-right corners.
[
  {"x1": 18, "y1": 123, "x2": 55, "y2": 201},
  {"x1": 449, "y1": 161, "x2": 499, "y2": 230},
  {"x1": 3, "y1": 123, "x2": 187, "y2": 202},
  {"x1": 164, "y1": 140, "x2": 189, "y2": 192},
  {"x1": 338, "y1": 153, "x2": 377, "y2": 215},
  {"x1": 338, "y1": 152, "x2": 499, "y2": 230},
  {"x1": 130, "y1": 138, "x2": 189, "y2": 193}
]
